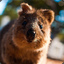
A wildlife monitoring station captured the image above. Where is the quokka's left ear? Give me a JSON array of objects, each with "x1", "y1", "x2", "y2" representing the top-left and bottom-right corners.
[
  {"x1": 40, "y1": 9, "x2": 55, "y2": 25},
  {"x1": 17, "y1": 3, "x2": 33, "y2": 16}
]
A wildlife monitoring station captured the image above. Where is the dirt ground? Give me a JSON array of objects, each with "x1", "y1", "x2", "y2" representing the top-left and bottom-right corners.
[{"x1": 47, "y1": 59, "x2": 63, "y2": 64}]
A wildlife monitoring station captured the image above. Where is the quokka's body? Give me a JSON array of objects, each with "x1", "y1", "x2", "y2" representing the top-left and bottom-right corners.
[{"x1": 0, "y1": 3, "x2": 54, "y2": 64}]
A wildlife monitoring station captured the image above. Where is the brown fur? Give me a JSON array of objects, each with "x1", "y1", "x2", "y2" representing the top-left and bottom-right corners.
[{"x1": 0, "y1": 3, "x2": 54, "y2": 64}]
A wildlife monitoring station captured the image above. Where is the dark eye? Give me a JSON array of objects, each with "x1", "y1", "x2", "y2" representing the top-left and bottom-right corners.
[
  {"x1": 39, "y1": 25, "x2": 43, "y2": 29},
  {"x1": 22, "y1": 21, "x2": 27, "y2": 26}
]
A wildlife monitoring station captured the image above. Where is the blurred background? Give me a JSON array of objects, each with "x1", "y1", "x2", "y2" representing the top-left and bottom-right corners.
[{"x1": 0, "y1": 0, "x2": 64, "y2": 61}]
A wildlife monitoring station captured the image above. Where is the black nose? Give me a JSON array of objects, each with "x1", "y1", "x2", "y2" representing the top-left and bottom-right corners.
[{"x1": 26, "y1": 28, "x2": 36, "y2": 42}]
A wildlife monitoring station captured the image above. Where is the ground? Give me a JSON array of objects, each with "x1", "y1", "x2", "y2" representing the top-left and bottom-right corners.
[{"x1": 47, "y1": 59, "x2": 63, "y2": 64}]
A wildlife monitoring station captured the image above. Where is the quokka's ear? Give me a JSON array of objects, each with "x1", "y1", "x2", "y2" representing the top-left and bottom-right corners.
[
  {"x1": 18, "y1": 3, "x2": 32, "y2": 16},
  {"x1": 40, "y1": 9, "x2": 55, "y2": 25}
]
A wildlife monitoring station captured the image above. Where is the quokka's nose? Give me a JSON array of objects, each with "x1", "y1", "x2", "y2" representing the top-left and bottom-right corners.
[{"x1": 26, "y1": 28, "x2": 36, "y2": 42}]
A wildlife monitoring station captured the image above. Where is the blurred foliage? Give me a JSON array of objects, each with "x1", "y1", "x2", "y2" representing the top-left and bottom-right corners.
[
  {"x1": 57, "y1": 33, "x2": 64, "y2": 44},
  {"x1": 4, "y1": 6, "x2": 18, "y2": 19},
  {"x1": 0, "y1": 0, "x2": 64, "y2": 20}
]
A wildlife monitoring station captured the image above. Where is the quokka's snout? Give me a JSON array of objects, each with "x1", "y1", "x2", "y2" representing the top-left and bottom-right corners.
[{"x1": 26, "y1": 28, "x2": 36, "y2": 42}]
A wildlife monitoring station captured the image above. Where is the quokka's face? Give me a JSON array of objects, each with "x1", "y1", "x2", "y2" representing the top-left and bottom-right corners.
[{"x1": 12, "y1": 3, "x2": 54, "y2": 50}]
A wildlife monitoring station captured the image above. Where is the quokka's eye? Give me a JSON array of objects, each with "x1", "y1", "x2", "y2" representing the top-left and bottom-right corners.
[
  {"x1": 22, "y1": 21, "x2": 27, "y2": 26},
  {"x1": 39, "y1": 25, "x2": 43, "y2": 29}
]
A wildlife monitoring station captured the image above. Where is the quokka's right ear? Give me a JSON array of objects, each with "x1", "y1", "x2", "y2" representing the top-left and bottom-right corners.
[
  {"x1": 40, "y1": 9, "x2": 54, "y2": 25},
  {"x1": 17, "y1": 3, "x2": 33, "y2": 16}
]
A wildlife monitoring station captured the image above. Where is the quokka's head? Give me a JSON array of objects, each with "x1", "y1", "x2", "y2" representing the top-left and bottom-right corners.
[{"x1": 12, "y1": 3, "x2": 54, "y2": 50}]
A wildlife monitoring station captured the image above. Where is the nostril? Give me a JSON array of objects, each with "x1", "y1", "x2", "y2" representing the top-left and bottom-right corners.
[{"x1": 26, "y1": 28, "x2": 36, "y2": 42}]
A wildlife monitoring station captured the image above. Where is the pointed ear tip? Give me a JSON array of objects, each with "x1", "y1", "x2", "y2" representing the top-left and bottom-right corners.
[
  {"x1": 42, "y1": 9, "x2": 55, "y2": 16},
  {"x1": 44, "y1": 9, "x2": 55, "y2": 14},
  {"x1": 21, "y1": 3, "x2": 28, "y2": 6},
  {"x1": 49, "y1": 10, "x2": 55, "y2": 16},
  {"x1": 21, "y1": 3, "x2": 32, "y2": 10}
]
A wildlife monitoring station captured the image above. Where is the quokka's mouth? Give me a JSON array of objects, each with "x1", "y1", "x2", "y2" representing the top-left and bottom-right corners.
[
  {"x1": 27, "y1": 38, "x2": 42, "y2": 43},
  {"x1": 27, "y1": 39, "x2": 33, "y2": 43}
]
